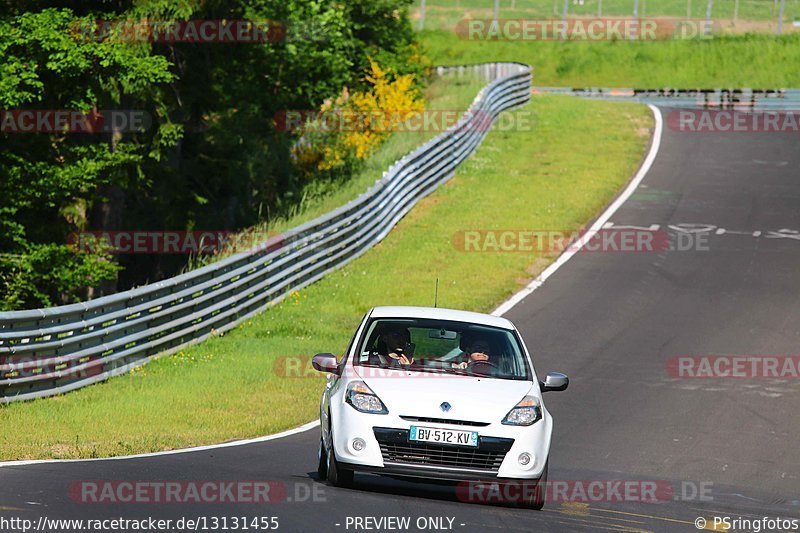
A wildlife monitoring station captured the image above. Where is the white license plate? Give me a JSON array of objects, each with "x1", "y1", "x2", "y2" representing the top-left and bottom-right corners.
[{"x1": 409, "y1": 426, "x2": 479, "y2": 447}]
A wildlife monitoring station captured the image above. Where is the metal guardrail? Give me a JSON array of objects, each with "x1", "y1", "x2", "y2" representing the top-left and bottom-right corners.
[{"x1": 0, "y1": 62, "x2": 532, "y2": 403}]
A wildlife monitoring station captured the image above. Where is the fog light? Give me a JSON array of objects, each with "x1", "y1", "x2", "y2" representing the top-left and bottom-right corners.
[
  {"x1": 518, "y1": 452, "x2": 532, "y2": 466},
  {"x1": 351, "y1": 438, "x2": 366, "y2": 452}
]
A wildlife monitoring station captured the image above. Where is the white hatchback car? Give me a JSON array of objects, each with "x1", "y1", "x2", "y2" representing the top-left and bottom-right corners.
[{"x1": 312, "y1": 306, "x2": 568, "y2": 509}]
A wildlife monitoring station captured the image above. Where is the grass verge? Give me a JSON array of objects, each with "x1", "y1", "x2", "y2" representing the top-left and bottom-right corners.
[
  {"x1": 411, "y1": 0, "x2": 800, "y2": 27},
  {"x1": 410, "y1": 0, "x2": 800, "y2": 30},
  {"x1": 421, "y1": 30, "x2": 800, "y2": 87},
  {"x1": 0, "y1": 95, "x2": 652, "y2": 459}
]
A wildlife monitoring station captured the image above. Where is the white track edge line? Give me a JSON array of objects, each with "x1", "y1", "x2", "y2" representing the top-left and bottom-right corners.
[
  {"x1": 492, "y1": 104, "x2": 664, "y2": 317},
  {"x1": 1, "y1": 105, "x2": 662, "y2": 467},
  {"x1": 0, "y1": 420, "x2": 320, "y2": 468}
]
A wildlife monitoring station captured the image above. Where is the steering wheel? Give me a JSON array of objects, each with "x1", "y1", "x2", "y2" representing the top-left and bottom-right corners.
[{"x1": 466, "y1": 360, "x2": 499, "y2": 374}]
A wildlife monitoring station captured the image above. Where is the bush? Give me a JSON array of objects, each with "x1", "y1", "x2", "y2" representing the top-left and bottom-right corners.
[
  {"x1": 292, "y1": 59, "x2": 424, "y2": 176},
  {"x1": 0, "y1": 241, "x2": 120, "y2": 310}
]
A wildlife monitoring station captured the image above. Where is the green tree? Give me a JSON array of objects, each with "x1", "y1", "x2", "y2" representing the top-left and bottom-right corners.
[
  {"x1": 0, "y1": 8, "x2": 177, "y2": 309},
  {"x1": 0, "y1": 0, "x2": 423, "y2": 310}
]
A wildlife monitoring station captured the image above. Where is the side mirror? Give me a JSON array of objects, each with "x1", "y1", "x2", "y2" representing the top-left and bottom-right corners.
[
  {"x1": 540, "y1": 372, "x2": 569, "y2": 392},
  {"x1": 312, "y1": 353, "x2": 339, "y2": 374}
]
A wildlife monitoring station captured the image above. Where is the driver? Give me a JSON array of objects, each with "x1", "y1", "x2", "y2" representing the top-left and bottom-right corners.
[
  {"x1": 452, "y1": 337, "x2": 491, "y2": 369},
  {"x1": 380, "y1": 328, "x2": 414, "y2": 366}
]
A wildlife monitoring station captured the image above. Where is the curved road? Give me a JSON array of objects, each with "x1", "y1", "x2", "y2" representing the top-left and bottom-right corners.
[{"x1": 3, "y1": 107, "x2": 800, "y2": 532}]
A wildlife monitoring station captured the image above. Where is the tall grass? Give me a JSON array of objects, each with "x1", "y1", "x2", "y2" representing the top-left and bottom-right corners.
[
  {"x1": 412, "y1": 0, "x2": 800, "y2": 32},
  {"x1": 421, "y1": 30, "x2": 800, "y2": 87}
]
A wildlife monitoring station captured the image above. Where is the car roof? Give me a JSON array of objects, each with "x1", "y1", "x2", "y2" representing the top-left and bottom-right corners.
[{"x1": 369, "y1": 306, "x2": 516, "y2": 330}]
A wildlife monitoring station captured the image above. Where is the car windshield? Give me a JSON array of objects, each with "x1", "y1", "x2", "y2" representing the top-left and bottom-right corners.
[{"x1": 354, "y1": 318, "x2": 531, "y2": 380}]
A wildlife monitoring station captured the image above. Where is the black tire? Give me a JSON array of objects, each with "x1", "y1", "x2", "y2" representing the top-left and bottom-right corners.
[
  {"x1": 519, "y1": 461, "x2": 548, "y2": 510},
  {"x1": 317, "y1": 436, "x2": 328, "y2": 480},
  {"x1": 325, "y1": 420, "x2": 354, "y2": 487}
]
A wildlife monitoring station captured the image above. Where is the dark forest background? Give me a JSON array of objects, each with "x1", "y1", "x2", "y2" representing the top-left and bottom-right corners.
[{"x1": 0, "y1": 0, "x2": 425, "y2": 309}]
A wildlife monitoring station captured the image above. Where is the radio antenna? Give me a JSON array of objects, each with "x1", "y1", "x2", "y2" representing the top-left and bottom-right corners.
[{"x1": 434, "y1": 278, "x2": 439, "y2": 308}]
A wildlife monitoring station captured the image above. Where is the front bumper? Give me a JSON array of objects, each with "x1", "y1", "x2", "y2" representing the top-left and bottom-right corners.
[{"x1": 331, "y1": 400, "x2": 552, "y2": 480}]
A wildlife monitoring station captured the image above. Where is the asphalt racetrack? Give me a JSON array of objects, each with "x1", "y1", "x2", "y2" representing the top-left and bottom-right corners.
[{"x1": 2, "y1": 107, "x2": 800, "y2": 532}]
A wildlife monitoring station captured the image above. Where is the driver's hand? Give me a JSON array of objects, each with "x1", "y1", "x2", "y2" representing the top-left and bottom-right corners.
[
  {"x1": 452, "y1": 361, "x2": 468, "y2": 369},
  {"x1": 389, "y1": 352, "x2": 413, "y2": 365}
]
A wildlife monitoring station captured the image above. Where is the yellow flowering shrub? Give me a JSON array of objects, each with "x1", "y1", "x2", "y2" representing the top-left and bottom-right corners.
[{"x1": 292, "y1": 59, "x2": 424, "y2": 174}]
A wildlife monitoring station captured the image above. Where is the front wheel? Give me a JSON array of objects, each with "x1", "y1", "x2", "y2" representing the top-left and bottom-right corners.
[
  {"x1": 519, "y1": 461, "x2": 548, "y2": 510},
  {"x1": 317, "y1": 437, "x2": 328, "y2": 480},
  {"x1": 325, "y1": 420, "x2": 354, "y2": 487}
]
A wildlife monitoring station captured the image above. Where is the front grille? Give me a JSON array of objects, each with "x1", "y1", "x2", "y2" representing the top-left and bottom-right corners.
[
  {"x1": 373, "y1": 427, "x2": 513, "y2": 472},
  {"x1": 399, "y1": 416, "x2": 489, "y2": 427}
]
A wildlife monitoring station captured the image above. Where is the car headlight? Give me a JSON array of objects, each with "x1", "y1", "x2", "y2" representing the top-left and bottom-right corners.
[
  {"x1": 345, "y1": 381, "x2": 388, "y2": 414},
  {"x1": 501, "y1": 395, "x2": 542, "y2": 426}
]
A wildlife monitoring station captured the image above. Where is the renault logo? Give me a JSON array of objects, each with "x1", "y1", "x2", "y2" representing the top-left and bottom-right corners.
[{"x1": 440, "y1": 402, "x2": 452, "y2": 412}]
